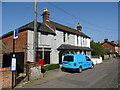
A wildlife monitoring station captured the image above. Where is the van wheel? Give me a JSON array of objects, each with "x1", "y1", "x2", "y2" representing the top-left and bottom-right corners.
[
  {"x1": 78, "y1": 66, "x2": 82, "y2": 73},
  {"x1": 91, "y1": 64, "x2": 94, "y2": 69}
]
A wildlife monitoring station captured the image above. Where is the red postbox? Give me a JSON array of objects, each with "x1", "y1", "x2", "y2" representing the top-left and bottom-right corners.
[{"x1": 38, "y1": 59, "x2": 44, "y2": 67}]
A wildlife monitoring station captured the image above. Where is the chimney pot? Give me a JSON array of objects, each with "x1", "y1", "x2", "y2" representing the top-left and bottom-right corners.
[
  {"x1": 44, "y1": 8, "x2": 48, "y2": 12},
  {"x1": 77, "y1": 23, "x2": 82, "y2": 32},
  {"x1": 104, "y1": 39, "x2": 108, "y2": 42},
  {"x1": 41, "y1": 8, "x2": 50, "y2": 23},
  {"x1": 111, "y1": 41, "x2": 114, "y2": 43}
]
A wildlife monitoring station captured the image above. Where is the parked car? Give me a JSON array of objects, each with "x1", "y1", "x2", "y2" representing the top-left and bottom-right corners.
[{"x1": 61, "y1": 54, "x2": 94, "y2": 73}]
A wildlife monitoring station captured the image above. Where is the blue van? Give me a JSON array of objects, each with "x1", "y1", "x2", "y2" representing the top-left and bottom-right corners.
[{"x1": 61, "y1": 54, "x2": 94, "y2": 73}]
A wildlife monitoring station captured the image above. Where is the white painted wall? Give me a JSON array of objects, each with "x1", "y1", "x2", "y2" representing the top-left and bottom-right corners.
[
  {"x1": 50, "y1": 30, "x2": 63, "y2": 64},
  {"x1": 69, "y1": 34, "x2": 75, "y2": 45},
  {"x1": 65, "y1": 33, "x2": 68, "y2": 44},
  {"x1": 75, "y1": 35, "x2": 77, "y2": 46},
  {"x1": 81, "y1": 37, "x2": 83, "y2": 47},
  {"x1": 55, "y1": 30, "x2": 63, "y2": 48},
  {"x1": 87, "y1": 38, "x2": 90, "y2": 48},
  {"x1": 27, "y1": 30, "x2": 34, "y2": 62},
  {"x1": 40, "y1": 34, "x2": 53, "y2": 46},
  {"x1": 91, "y1": 57, "x2": 102, "y2": 65},
  {"x1": 37, "y1": 32, "x2": 41, "y2": 47},
  {"x1": 78, "y1": 36, "x2": 81, "y2": 46},
  {"x1": 27, "y1": 29, "x2": 91, "y2": 64}
]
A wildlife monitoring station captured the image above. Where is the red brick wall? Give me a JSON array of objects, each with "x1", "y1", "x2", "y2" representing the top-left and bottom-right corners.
[
  {"x1": 102, "y1": 42, "x2": 115, "y2": 53},
  {"x1": 2, "y1": 30, "x2": 28, "y2": 63},
  {"x1": 0, "y1": 67, "x2": 13, "y2": 88}
]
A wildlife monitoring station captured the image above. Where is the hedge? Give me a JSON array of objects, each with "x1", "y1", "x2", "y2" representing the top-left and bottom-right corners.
[{"x1": 42, "y1": 64, "x2": 60, "y2": 71}]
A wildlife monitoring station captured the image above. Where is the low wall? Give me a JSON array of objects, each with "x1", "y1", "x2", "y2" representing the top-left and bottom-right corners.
[
  {"x1": 26, "y1": 62, "x2": 43, "y2": 81},
  {"x1": 104, "y1": 54, "x2": 116, "y2": 60},
  {"x1": 0, "y1": 67, "x2": 12, "y2": 88},
  {"x1": 91, "y1": 57, "x2": 102, "y2": 65},
  {"x1": 104, "y1": 55, "x2": 109, "y2": 60}
]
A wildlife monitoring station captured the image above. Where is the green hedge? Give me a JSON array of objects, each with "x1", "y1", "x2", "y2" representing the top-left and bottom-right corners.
[{"x1": 42, "y1": 64, "x2": 60, "y2": 71}]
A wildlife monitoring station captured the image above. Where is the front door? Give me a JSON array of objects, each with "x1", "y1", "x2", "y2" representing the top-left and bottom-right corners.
[{"x1": 44, "y1": 51, "x2": 50, "y2": 64}]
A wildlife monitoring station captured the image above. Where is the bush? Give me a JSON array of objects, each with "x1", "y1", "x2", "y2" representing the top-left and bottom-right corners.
[
  {"x1": 42, "y1": 64, "x2": 60, "y2": 71},
  {"x1": 91, "y1": 41, "x2": 107, "y2": 56}
]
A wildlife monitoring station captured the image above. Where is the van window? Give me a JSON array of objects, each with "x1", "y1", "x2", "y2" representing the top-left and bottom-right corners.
[
  {"x1": 63, "y1": 56, "x2": 74, "y2": 62},
  {"x1": 86, "y1": 56, "x2": 91, "y2": 61}
]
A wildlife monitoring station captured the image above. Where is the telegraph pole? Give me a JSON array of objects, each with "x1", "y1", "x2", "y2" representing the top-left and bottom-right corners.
[{"x1": 33, "y1": 0, "x2": 38, "y2": 62}]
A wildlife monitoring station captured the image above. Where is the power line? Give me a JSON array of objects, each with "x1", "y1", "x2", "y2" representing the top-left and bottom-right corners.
[
  {"x1": 50, "y1": 17, "x2": 118, "y2": 33},
  {"x1": 50, "y1": 17, "x2": 75, "y2": 29},
  {"x1": 47, "y1": 2, "x2": 117, "y2": 31}
]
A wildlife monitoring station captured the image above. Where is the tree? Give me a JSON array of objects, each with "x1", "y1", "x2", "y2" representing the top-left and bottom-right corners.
[{"x1": 90, "y1": 41, "x2": 107, "y2": 56}]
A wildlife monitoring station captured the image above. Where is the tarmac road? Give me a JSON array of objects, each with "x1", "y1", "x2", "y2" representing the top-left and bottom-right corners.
[{"x1": 21, "y1": 58, "x2": 118, "y2": 88}]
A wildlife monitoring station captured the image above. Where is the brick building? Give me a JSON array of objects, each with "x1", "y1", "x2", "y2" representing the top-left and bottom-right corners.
[
  {"x1": 101, "y1": 39, "x2": 120, "y2": 55},
  {"x1": 1, "y1": 8, "x2": 92, "y2": 73}
]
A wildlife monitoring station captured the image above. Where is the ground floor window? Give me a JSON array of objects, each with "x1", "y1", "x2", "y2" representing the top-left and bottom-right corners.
[{"x1": 36, "y1": 51, "x2": 50, "y2": 64}]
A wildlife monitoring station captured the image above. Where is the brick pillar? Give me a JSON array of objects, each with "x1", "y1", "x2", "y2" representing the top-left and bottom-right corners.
[{"x1": 0, "y1": 67, "x2": 14, "y2": 88}]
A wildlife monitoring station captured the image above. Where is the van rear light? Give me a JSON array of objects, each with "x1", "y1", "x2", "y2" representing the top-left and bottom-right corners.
[{"x1": 74, "y1": 63, "x2": 76, "y2": 66}]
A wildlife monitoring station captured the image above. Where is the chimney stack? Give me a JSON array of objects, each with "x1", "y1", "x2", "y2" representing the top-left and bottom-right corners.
[
  {"x1": 41, "y1": 8, "x2": 50, "y2": 23},
  {"x1": 77, "y1": 23, "x2": 82, "y2": 32},
  {"x1": 104, "y1": 39, "x2": 108, "y2": 42},
  {"x1": 111, "y1": 41, "x2": 114, "y2": 43}
]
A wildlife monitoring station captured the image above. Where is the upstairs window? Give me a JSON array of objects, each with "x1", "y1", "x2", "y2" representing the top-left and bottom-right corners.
[
  {"x1": 68, "y1": 33, "x2": 70, "y2": 40},
  {"x1": 63, "y1": 32, "x2": 66, "y2": 42},
  {"x1": 77, "y1": 35, "x2": 79, "y2": 45}
]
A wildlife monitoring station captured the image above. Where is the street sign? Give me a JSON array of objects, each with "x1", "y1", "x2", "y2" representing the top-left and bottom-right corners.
[
  {"x1": 14, "y1": 29, "x2": 18, "y2": 39},
  {"x1": 11, "y1": 57, "x2": 16, "y2": 71}
]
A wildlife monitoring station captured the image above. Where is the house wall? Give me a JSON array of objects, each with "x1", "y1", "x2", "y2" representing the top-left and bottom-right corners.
[
  {"x1": 69, "y1": 34, "x2": 75, "y2": 45},
  {"x1": 27, "y1": 30, "x2": 57, "y2": 63},
  {"x1": 2, "y1": 31, "x2": 28, "y2": 63},
  {"x1": 115, "y1": 46, "x2": 120, "y2": 55},
  {"x1": 50, "y1": 30, "x2": 91, "y2": 64},
  {"x1": 27, "y1": 30, "x2": 34, "y2": 62},
  {"x1": 78, "y1": 36, "x2": 81, "y2": 46},
  {"x1": 87, "y1": 38, "x2": 90, "y2": 48},
  {"x1": 0, "y1": 67, "x2": 15, "y2": 88},
  {"x1": 50, "y1": 35, "x2": 58, "y2": 64},
  {"x1": 102, "y1": 42, "x2": 115, "y2": 53},
  {"x1": 51, "y1": 30, "x2": 63, "y2": 64},
  {"x1": 40, "y1": 34, "x2": 53, "y2": 46},
  {"x1": 2, "y1": 29, "x2": 91, "y2": 65}
]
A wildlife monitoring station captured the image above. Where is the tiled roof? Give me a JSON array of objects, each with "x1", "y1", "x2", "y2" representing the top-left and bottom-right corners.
[
  {"x1": 57, "y1": 44, "x2": 92, "y2": 51},
  {"x1": 101, "y1": 41, "x2": 117, "y2": 46},
  {"x1": 1, "y1": 21, "x2": 56, "y2": 39},
  {"x1": 50, "y1": 21, "x2": 91, "y2": 39},
  {"x1": 1, "y1": 20, "x2": 91, "y2": 39}
]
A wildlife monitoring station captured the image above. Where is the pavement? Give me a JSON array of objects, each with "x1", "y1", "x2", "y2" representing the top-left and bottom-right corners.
[{"x1": 15, "y1": 67, "x2": 66, "y2": 88}]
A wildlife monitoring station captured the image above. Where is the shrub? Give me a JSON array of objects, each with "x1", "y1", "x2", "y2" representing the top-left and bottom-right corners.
[
  {"x1": 91, "y1": 41, "x2": 107, "y2": 56},
  {"x1": 42, "y1": 64, "x2": 60, "y2": 71}
]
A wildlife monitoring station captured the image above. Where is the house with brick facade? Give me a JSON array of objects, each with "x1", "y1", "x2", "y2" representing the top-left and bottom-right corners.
[
  {"x1": 101, "y1": 39, "x2": 120, "y2": 56},
  {"x1": 1, "y1": 8, "x2": 92, "y2": 73}
]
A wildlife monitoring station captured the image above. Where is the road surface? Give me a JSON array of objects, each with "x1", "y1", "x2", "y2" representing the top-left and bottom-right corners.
[{"x1": 22, "y1": 58, "x2": 118, "y2": 88}]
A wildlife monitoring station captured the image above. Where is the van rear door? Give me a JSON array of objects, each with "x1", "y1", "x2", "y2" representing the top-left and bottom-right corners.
[{"x1": 62, "y1": 55, "x2": 75, "y2": 68}]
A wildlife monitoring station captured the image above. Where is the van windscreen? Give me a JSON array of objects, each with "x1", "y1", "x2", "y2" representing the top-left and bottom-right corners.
[{"x1": 63, "y1": 56, "x2": 74, "y2": 62}]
